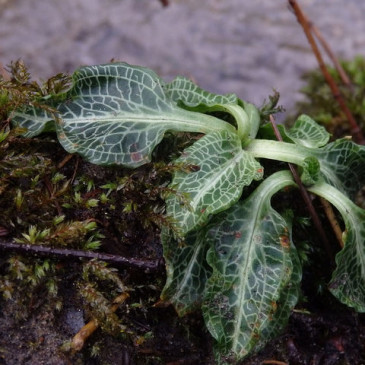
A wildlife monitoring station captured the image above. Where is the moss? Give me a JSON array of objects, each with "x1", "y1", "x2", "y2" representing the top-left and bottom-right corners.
[{"x1": 291, "y1": 56, "x2": 365, "y2": 139}]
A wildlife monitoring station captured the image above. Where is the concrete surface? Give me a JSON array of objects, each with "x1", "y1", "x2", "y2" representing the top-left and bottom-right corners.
[{"x1": 0, "y1": 0, "x2": 364, "y2": 114}]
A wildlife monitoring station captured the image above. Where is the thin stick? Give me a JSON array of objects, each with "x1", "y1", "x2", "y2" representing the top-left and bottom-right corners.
[
  {"x1": 71, "y1": 292, "x2": 129, "y2": 351},
  {"x1": 269, "y1": 115, "x2": 334, "y2": 262},
  {"x1": 320, "y1": 197, "x2": 344, "y2": 248},
  {"x1": 309, "y1": 24, "x2": 352, "y2": 88},
  {"x1": 69, "y1": 155, "x2": 80, "y2": 186},
  {"x1": 262, "y1": 361, "x2": 288, "y2": 365},
  {"x1": 288, "y1": 0, "x2": 364, "y2": 144},
  {"x1": 57, "y1": 154, "x2": 74, "y2": 169},
  {"x1": 0, "y1": 240, "x2": 161, "y2": 271}
]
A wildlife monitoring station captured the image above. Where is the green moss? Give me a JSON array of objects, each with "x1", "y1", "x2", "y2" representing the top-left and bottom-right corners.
[{"x1": 292, "y1": 56, "x2": 365, "y2": 138}]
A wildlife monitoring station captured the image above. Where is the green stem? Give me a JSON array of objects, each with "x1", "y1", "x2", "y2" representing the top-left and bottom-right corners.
[
  {"x1": 307, "y1": 181, "x2": 361, "y2": 219},
  {"x1": 242, "y1": 101, "x2": 260, "y2": 140},
  {"x1": 182, "y1": 104, "x2": 249, "y2": 140},
  {"x1": 222, "y1": 104, "x2": 250, "y2": 141},
  {"x1": 175, "y1": 109, "x2": 237, "y2": 134},
  {"x1": 245, "y1": 139, "x2": 311, "y2": 166}
]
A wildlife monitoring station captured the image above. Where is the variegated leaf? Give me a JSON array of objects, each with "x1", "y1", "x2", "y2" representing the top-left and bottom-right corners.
[
  {"x1": 167, "y1": 130, "x2": 263, "y2": 235},
  {"x1": 12, "y1": 63, "x2": 234, "y2": 167},
  {"x1": 308, "y1": 181, "x2": 365, "y2": 312},
  {"x1": 202, "y1": 170, "x2": 301, "y2": 363},
  {"x1": 160, "y1": 228, "x2": 211, "y2": 316}
]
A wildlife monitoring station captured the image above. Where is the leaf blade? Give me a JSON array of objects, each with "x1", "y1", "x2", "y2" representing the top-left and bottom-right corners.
[
  {"x1": 202, "y1": 170, "x2": 301, "y2": 362},
  {"x1": 308, "y1": 181, "x2": 365, "y2": 312},
  {"x1": 285, "y1": 114, "x2": 330, "y2": 148},
  {"x1": 167, "y1": 130, "x2": 263, "y2": 234},
  {"x1": 12, "y1": 62, "x2": 235, "y2": 167},
  {"x1": 160, "y1": 229, "x2": 211, "y2": 316}
]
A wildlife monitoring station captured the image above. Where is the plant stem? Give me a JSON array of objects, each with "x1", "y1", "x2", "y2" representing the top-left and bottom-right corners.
[
  {"x1": 245, "y1": 139, "x2": 309, "y2": 165},
  {"x1": 288, "y1": 0, "x2": 365, "y2": 144},
  {"x1": 0, "y1": 240, "x2": 161, "y2": 272}
]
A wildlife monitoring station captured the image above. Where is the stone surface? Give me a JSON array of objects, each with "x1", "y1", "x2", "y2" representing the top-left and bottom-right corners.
[{"x1": 0, "y1": 0, "x2": 364, "y2": 115}]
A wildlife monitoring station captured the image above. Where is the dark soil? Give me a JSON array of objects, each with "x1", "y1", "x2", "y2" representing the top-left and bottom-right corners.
[{"x1": 1, "y1": 267, "x2": 364, "y2": 365}]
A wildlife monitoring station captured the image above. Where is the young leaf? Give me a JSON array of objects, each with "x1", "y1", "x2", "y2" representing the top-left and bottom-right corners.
[
  {"x1": 12, "y1": 63, "x2": 235, "y2": 167},
  {"x1": 314, "y1": 139, "x2": 365, "y2": 199},
  {"x1": 167, "y1": 130, "x2": 263, "y2": 235},
  {"x1": 257, "y1": 114, "x2": 329, "y2": 148},
  {"x1": 299, "y1": 156, "x2": 321, "y2": 186},
  {"x1": 308, "y1": 181, "x2": 365, "y2": 312},
  {"x1": 285, "y1": 114, "x2": 330, "y2": 148},
  {"x1": 163, "y1": 76, "x2": 238, "y2": 108},
  {"x1": 202, "y1": 170, "x2": 301, "y2": 363}
]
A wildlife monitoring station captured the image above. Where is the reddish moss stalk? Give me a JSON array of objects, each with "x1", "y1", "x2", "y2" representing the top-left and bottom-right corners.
[{"x1": 288, "y1": 0, "x2": 365, "y2": 144}]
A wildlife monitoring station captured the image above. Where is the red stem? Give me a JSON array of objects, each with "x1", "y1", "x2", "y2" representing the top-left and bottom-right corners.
[{"x1": 288, "y1": 0, "x2": 364, "y2": 144}]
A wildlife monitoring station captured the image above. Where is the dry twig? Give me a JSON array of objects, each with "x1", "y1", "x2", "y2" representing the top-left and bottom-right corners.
[
  {"x1": 71, "y1": 292, "x2": 130, "y2": 351},
  {"x1": 309, "y1": 24, "x2": 352, "y2": 88},
  {"x1": 320, "y1": 197, "x2": 344, "y2": 248},
  {"x1": 0, "y1": 240, "x2": 162, "y2": 271},
  {"x1": 288, "y1": 0, "x2": 365, "y2": 144}
]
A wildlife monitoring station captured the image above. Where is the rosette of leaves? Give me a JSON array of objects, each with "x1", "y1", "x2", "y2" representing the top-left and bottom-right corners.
[{"x1": 11, "y1": 62, "x2": 365, "y2": 364}]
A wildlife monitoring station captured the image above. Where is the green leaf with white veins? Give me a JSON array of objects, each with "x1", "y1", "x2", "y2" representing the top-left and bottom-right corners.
[
  {"x1": 285, "y1": 114, "x2": 330, "y2": 148},
  {"x1": 11, "y1": 106, "x2": 55, "y2": 137},
  {"x1": 257, "y1": 114, "x2": 329, "y2": 148},
  {"x1": 308, "y1": 181, "x2": 365, "y2": 312},
  {"x1": 12, "y1": 63, "x2": 235, "y2": 167},
  {"x1": 202, "y1": 170, "x2": 301, "y2": 363},
  {"x1": 314, "y1": 138, "x2": 365, "y2": 199},
  {"x1": 163, "y1": 76, "x2": 238, "y2": 107},
  {"x1": 167, "y1": 130, "x2": 263, "y2": 235},
  {"x1": 160, "y1": 228, "x2": 212, "y2": 316}
]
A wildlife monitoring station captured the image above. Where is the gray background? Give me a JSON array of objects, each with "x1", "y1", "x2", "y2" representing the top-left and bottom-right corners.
[{"x1": 0, "y1": 0, "x2": 364, "y2": 115}]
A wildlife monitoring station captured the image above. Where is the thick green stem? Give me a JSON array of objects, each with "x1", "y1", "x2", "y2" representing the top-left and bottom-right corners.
[
  {"x1": 307, "y1": 181, "x2": 360, "y2": 219},
  {"x1": 223, "y1": 104, "x2": 250, "y2": 141},
  {"x1": 176, "y1": 109, "x2": 237, "y2": 134},
  {"x1": 245, "y1": 139, "x2": 311, "y2": 166},
  {"x1": 183, "y1": 104, "x2": 250, "y2": 140}
]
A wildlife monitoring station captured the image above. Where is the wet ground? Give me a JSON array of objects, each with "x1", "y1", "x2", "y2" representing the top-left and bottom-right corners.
[{"x1": 0, "y1": 0, "x2": 365, "y2": 115}]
